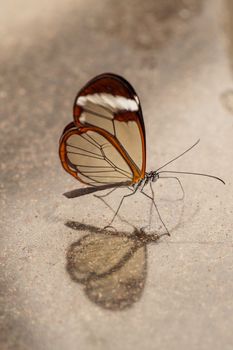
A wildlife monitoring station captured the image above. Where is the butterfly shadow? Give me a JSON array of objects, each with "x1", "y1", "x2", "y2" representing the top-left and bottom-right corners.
[
  {"x1": 65, "y1": 221, "x2": 163, "y2": 311},
  {"x1": 65, "y1": 186, "x2": 201, "y2": 311}
]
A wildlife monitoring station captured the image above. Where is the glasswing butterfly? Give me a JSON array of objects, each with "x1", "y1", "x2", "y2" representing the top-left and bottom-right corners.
[{"x1": 59, "y1": 73, "x2": 224, "y2": 236}]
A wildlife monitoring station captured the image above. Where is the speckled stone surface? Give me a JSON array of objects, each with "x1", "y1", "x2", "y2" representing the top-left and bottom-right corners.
[{"x1": 0, "y1": 1, "x2": 233, "y2": 349}]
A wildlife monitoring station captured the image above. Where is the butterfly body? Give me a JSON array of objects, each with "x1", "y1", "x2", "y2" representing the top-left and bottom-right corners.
[
  {"x1": 59, "y1": 73, "x2": 224, "y2": 235},
  {"x1": 132, "y1": 171, "x2": 159, "y2": 191}
]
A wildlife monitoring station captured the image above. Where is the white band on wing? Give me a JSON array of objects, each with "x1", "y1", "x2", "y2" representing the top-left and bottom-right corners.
[{"x1": 77, "y1": 93, "x2": 139, "y2": 112}]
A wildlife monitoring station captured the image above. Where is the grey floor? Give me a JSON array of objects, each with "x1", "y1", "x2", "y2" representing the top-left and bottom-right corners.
[{"x1": 1, "y1": 0, "x2": 233, "y2": 349}]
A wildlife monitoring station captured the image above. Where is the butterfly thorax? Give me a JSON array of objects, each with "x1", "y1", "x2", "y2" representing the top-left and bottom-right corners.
[
  {"x1": 145, "y1": 171, "x2": 159, "y2": 182},
  {"x1": 132, "y1": 171, "x2": 159, "y2": 191}
]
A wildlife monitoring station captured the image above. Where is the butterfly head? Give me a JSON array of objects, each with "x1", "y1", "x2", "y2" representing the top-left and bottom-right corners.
[{"x1": 146, "y1": 171, "x2": 159, "y2": 183}]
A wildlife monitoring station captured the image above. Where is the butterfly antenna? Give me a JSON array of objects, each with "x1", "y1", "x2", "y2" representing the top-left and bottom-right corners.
[
  {"x1": 155, "y1": 139, "x2": 200, "y2": 172},
  {"x1": 158, "y1": 170, "x2": 225, "y2": 185}
]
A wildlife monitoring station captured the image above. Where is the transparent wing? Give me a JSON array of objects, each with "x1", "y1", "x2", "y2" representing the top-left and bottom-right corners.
[
  {"x1": 59, "y1": 124, "x2": 134, "y2": 187},
  {"x1": 73, "y1": 73, "x2": 146, "y2": 179}
]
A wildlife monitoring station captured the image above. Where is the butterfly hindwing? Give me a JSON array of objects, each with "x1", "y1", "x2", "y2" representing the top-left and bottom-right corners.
[{"x1": 59, "y1": 124, "x2": 134, "y2": 186}]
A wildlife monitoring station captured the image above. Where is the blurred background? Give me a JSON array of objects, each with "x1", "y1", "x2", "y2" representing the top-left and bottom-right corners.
[{"x1": 0, "y1": 1, "x2": 233, "y2": 349}]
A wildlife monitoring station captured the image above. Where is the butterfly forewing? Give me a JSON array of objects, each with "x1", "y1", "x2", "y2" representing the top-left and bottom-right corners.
[{"x1": 73, "y1": 73, "x2": 146, "y2": 178}]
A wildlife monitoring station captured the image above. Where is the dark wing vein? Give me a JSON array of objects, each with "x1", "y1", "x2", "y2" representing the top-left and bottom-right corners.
[
  {"x1": 67, "y1": 143, "x2": 101, "y2": 157},
  {"x1": 112, "y1": 119, "x2": 116, "y2": 136},
  {"x1": 80, "y1": 175, "x2": 127, "y2": 178},
  {"x1": 77, "y1": 170, "x2": 111, "y2": 185},
  {"x1": 76, "y1": 170, "x2": 125, "y2": 174},
  {"x1": 85, "y1": 133, "x2": 102, "y2": 147},
  {"x1": 80, "y1": 134, "x2": 101, "y2": 149},
  {"x1": 77, "y1": 165, "x2": 113, "y2": 168},
  {"x1": 106, "y1": 158, "x2": 132, "y2": 176},
  {"x1": 67, "y1": 151, "x2": 103, "y2": 160}
]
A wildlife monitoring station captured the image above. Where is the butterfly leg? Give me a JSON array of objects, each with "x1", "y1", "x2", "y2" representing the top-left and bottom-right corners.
[
  {"x1": 94, "y1": 187, "x2": 118, "y2": 199},
  {"x1": 104, "y1": 188, "x2": 138, "y2": 229},
  {"x1": 158, "y1": 176, "x2": 185, "y2": 200},
  {"x1": 141, "y1": 183, "x2": 170, "y2": 237},
  {"x1": 139, "y1": 195, "x2": 154, "y2": 234}
]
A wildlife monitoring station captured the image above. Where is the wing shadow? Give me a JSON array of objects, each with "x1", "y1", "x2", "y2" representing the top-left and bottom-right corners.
[{"x1": 65, "y1": 221, "x2": 161, "y2": 311}]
